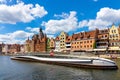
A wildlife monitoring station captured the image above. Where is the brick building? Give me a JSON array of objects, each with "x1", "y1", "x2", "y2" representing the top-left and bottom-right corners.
[{"x1": 25, "y1": 28, "x2": 47, "y2": 53}]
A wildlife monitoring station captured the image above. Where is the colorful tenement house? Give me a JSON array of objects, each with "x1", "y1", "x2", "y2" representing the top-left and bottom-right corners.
[
  {"x1": 71, "y1": 29, "x2": 98, "y2": 52},
  {"x1": 65, "y1": 36, "x2": 72, "y2": 52},
  {"x1": 96, "y1": 29, "x2": 109, "y2": 51},
  {"x1": 59, "y1": 31, "x2": 68, "y2": 52},
  {"x1": 50, "y1": 38, "x2": 55, "y2": 50},
  {"x1": 108, "y1": 24, "x2": 120, "y2": 53},
  {"x1": 54, "y1": 36, "x2": 60, "y2": 52},
  {"x1": 25, "y1": 27, "x2": 47, "y2": 53}
]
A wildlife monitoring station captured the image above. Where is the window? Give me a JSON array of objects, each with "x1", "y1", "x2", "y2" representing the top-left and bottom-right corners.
[
  {"x1": 84, "y1": 41, "x2": 86, "y2": 43},
  {"x1": 87, "y1": 45, "x2": 89, "y2": 47},
  {"x1": 105, "y1": 35, "x2": 107, "y2": 37},
  {"x1": 77, "y1": 42, "x2": 79, "y2": 44},
  {"x1": 114, "y1": 30, "x2": 116, "y2": 33},
  {"x1": 87, "y1": 41, "x2": 89, "y2": 43},
  {"x1": 91, "y1": 45, "x2": 92, "y2": 47},
  {"x1": 90, "y1": 41, "x2": 92, "y2": 43}
]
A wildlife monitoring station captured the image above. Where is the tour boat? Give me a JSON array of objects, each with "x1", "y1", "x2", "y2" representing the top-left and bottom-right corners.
[{"x1": 11, "y1": 55, "x2": 118, "y2": 70}]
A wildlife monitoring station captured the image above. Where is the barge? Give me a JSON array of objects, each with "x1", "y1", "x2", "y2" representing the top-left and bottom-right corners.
[{"x1": 11, "y1": 55, "x2": 118, "y2": 70}]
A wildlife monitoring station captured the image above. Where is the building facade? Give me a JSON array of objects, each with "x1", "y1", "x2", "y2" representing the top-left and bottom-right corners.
[
  {"x1": 50, "y1": 38, "x2": 55, "y2": 50},
  {"x1": 25, "y1": 28, "x2": 47, "y2": 53},
  {"x1": 96, "y1": 29, "x2": 109, "y2": 49},
  {"x1": 59, "y1": 31, "x2": 68, "y2": 51},
  {"x1": 65, "y1": 36, "x2": 72, "y2": 52},
  {"x1": 54, "y1": 37, "x2": 60, "y2": 52},
  {"x1": 71, "y1": 30, "x2": 98, "y2": 52},
  {"x1": 108, "y1": 24, "x2": 120, "y2": 53}
]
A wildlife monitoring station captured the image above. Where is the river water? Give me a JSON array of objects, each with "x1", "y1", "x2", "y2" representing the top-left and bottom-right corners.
[{"x1": 0, "y1": 56, "x2": 120, "y2": 80}]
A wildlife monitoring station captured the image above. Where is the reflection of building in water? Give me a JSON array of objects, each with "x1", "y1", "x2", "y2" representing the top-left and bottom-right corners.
[{"x1": 25, "y1": 27, "x2": 47, "y2": 53}]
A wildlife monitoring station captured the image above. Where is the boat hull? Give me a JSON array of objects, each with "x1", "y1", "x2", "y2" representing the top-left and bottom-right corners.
[{"x1": 11, "y1": 56, "x2": 118, "y2": 70}]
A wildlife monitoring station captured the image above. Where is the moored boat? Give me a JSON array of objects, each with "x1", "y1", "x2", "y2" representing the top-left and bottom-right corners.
[{"x1": 11, "y1": 55, "x2": 118, "y2": 70}]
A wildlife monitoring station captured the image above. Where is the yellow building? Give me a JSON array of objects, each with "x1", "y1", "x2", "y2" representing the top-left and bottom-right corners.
[
  {"x1": 59, "y1": 31, "x2": 68, "y2": 51},
  {"x1": 109, "y1": 24, "x2": 120, "y2": 53},
  {"x1": 109, "y1": 24, "x2": 119, "y2": 40}
]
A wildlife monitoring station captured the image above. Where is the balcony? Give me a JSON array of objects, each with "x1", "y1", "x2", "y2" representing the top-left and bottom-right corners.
[{"x1": 65, "y1": 44, "x2": 71, "y2": 46}]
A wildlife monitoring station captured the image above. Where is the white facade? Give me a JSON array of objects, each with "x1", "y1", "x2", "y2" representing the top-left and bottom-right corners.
[{"x1": 54, "y1": 41, "x2": 61, "y2": 52}]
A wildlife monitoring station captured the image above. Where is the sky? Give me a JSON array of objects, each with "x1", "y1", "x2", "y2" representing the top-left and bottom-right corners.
[{"x1": 0, "y1": 0, "x2": 120, "y2": 44}]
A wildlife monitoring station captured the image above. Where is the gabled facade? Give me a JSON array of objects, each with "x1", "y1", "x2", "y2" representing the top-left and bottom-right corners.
[
  {"x1": 108, "y1": 24, "x2": 120, "y2": 53},
  {"x1": 25, "y1": 27, "x2": 47, "y2": 53},
  {"x1": 54, "y1": 37, "x2": 60, "y2": 52},
  {"x1": 59, "y1": 31, "x2": 68, "y2": 51},
  {"x1": 50, "y1": 38, "x2": 55, "y2": 49},
  {"x1": 65, "y1": 36, "x2": 72, "y2": 52},
  {"x1": 96, "y1": 29, "x2": 109, "y2": 49}
]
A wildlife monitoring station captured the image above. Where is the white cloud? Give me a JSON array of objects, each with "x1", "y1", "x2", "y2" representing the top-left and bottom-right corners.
[
  {"x1": 79, "y1": 7, "x2": 120, "y2": 30},
  {"x1": 47, "y1": 34, "x2": 55, "y2": 39},
  {"x1": 0, "y1": 2, "x2": 47, "y2": 24},
  {"x1": 0, "y1": 30, "x2": 34, "y2": 44},
  {"x1": 9, "y1": 30, "x2": 33, "y2": 39},
  {"x1": 26, "y1": 27, "x2": 39, "y2": 33},
  {"x1": 42, "y1": 11, "x2": 78, "y2": 34},
  {"x1": 54, "y1": 12, "x2": 69, "y2": 19}
]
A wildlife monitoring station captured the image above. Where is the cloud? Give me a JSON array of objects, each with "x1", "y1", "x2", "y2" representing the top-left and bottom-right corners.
[
  {"x1": 26, "y1": 27, "x2": 39, "y2": 33},
  {"x1": 42, "y1": 11, "x2": 78, "y2": 34},
  {"x1": 0, "y1": 30, "x2": 34, "y2": 44},
  {"x1": 0, "y1": 2, "x2": 47, "y2": 24},
  {"x1": 79, "y1": 7, "x2": 120, "y2": 30}
]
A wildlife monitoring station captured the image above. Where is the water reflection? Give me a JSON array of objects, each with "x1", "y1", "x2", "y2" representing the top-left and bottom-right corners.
[{"x1": 0, "y1": 56, "x2": 120, "y2": 80}]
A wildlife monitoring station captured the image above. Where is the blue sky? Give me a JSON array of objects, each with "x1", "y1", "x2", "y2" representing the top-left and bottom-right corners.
[{"x1": 0, "y1": 0, "x2": 120, "y2": 44}]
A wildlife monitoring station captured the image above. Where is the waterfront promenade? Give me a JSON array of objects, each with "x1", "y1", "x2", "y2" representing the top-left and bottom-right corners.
[{"x1": 1, "y1": 52, "x2": 120, "y2": 59}]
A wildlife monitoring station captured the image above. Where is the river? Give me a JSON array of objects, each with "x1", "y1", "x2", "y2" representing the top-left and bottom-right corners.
[{"x1": 0, "y1": 56, "x2": 120, "y2": 80}]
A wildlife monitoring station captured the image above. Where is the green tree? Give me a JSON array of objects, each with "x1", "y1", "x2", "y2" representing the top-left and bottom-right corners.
[{"x1": 93, "y1": 42, "x2": 96, "y2": 49}]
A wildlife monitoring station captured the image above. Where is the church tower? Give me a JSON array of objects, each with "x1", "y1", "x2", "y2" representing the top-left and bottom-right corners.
[{"x1": 39, "y1": 27, "x2": 44, "y2": 40}]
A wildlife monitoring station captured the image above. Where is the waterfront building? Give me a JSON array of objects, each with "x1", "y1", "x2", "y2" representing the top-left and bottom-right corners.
[
  {"x1": 71, "y1": 30, "x2": 98, "y2": 52},
  {"x1": 109, "y1": 24, "x2": 120, "y2": 53},
  {"x1": 50, "y1": 38, "x2": 55, "y2": 50},
  {"x1": 25, "y1": 37, "x2": 32, "y2": 53},
  {"x1": 2, "y1": 44, "x2": 9, "y2": 54},
  {"x1": 95, "y1": 29, "x2": 109, "y2": 52},
  {"x1": 54, "y1": 37, "x2": 60, "y2": 52},
  {"x1": 59, "y1": 31, "x2": 68, "y2": 52},
  {"x1": 20, "y1": 44, "x2": 25, "y2": 53},
  {"x1": 25, "y1": 27, "x2": 47, "y2": 53},
  {"x1": 9, "y1": 44, "x2": 21, "y2": 53},
  {"x1": 65, "y1": 36, "x2": 72, "y2": 53}
]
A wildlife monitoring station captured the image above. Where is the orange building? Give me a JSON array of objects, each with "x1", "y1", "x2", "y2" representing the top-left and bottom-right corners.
[{"x1": 71, "y1": 29, "x2": 98, "y2": 52}]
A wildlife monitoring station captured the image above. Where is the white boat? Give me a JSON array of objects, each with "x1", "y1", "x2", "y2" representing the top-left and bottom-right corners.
[{"x1": 11, "y1": 55, "x2": 118, "y2": 70}]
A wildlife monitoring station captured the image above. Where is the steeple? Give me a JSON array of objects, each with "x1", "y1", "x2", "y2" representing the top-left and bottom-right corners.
[
  {"x1": 39, "y1": 27, "x2": 44, "y2": 39},
  {"x1": 28, "y1": 37, "x2": 29, "y2": 40},
  {"x1": 39, "y1": 27, "x2": 42, "y2": 32}
]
